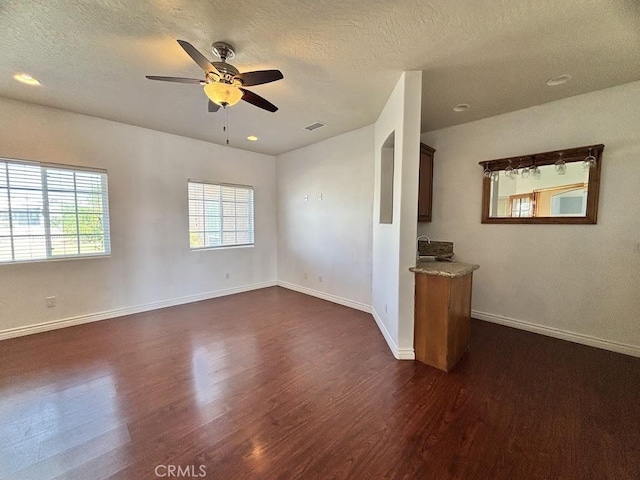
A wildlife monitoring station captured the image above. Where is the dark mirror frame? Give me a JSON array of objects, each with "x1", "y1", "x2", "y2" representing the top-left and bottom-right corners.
[{"x1": 479, "y1": 144, "x2": 604, "y2": 224}]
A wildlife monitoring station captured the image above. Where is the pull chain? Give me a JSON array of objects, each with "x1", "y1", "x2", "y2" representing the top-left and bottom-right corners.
[{"x1": 223, "y1": 106, "x2": 229, "y2": 146}]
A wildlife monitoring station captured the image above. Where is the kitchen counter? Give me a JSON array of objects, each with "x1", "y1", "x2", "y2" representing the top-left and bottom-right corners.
[
  {"x1": 411, "y1": 260, "x2": 479, "y2": 372},
  {"x1": 410, "y1": 261, "x2": 479, "y2": 278}
]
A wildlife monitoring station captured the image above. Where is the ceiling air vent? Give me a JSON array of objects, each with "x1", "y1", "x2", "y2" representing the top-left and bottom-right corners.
[{"x1": 304, "y1": 121, "x2": 326, "y2": 131}]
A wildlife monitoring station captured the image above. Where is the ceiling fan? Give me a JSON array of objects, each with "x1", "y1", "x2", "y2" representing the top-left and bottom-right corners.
[{"x1": 146, "y1": 40, "x2": 283, "y2": 113}]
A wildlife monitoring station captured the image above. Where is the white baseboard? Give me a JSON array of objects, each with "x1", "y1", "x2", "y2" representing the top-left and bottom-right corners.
[
  {"x1": 276, "y1": 280, "x2": 372, "y2": 314},
  {"x1": 0, "y1": 281, "x2": 277, "y2": 341},
  {"x1": 472, "y1": 310, "x2": 640, "y2": 358},
  {"x1": 276, "y1": 281, "x2": 415, "y2": 360},
  {"x1": 371, "y1": 307, "x2": 415, "y2": 360}
]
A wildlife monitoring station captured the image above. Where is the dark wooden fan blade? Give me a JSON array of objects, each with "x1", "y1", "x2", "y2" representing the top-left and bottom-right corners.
[
  {"x1": 236, "y1": 70, "x2": 283, "y2": 86},
  {"x1": 208, "y1": 100, "x2": 220, "y2": 113},
  {"x1": 146, "y1": 76, "x2": 203, "y2": 84},
  {"x1": 177, "y1": 40, "x2": 220, "y2": 75},
  {"x1": 240, "y1": 88, "x2": 278, "y2": 112}
]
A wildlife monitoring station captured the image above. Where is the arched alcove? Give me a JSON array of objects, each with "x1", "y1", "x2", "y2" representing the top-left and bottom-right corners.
[{"x1": 379, "y1": 131, "x2": 395, "y2": 224}]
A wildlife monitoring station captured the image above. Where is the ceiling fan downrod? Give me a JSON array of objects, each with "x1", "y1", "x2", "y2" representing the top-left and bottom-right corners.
[{"x1": 212, "y1": 42, "x2": 235, "y2": 63}]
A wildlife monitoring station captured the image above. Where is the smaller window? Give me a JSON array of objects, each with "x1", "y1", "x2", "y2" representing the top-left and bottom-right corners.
[
  {"x1": 188, "y1": 181, "x2": 254, "y2": 249},
  {"x1": 509, "y1": 193, "x2": 534, "y2": 218}
]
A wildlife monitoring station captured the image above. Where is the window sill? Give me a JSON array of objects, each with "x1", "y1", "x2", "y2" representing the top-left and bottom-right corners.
[
  {"x1": 0, "y1": 253, "x2": 111, "y2": 266},
  {"x1": 190, "y1": 244, "x2": 254, "y2": 252}
]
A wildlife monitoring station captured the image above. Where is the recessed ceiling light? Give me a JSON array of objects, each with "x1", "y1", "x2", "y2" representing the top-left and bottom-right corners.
[
  {"x1": 453, "y1": 104, "x2": 469, "y2": 112},
  {"x1": 546, "y1": 75, "x2": 571, "y2": 86},
  {"x1": 13, "y1": 73, "x2": 41, "y2": 86},
  {"x1": 247, "y1": 135, "x2": 258, "y2": 141}
]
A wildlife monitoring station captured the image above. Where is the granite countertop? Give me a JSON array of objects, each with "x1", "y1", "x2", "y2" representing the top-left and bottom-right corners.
[{"x1": 410, "y1": 261, "x2": 479, "y2": 278}]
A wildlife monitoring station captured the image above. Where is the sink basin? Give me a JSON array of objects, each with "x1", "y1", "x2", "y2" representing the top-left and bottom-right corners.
[{"x1": 418, "y1": 240, "x2": 454, "y2": 258}]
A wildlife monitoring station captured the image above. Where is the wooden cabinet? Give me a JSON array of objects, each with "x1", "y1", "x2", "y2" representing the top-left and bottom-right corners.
[
  {"x1": 418, "y1": 143, "x2": 435, "y2": 222},
  {"x1": 413, "y1": 269, "x2": 475, "y2": 372}
]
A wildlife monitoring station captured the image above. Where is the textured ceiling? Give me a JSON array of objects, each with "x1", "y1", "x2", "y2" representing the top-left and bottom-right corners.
[{"x1": 0, "y1": 0, "x2": 639, "y2": 156}]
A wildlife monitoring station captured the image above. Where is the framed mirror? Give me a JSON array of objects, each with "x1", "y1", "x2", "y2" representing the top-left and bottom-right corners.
[{"x1": 480, "y1": 144, "x2": 603, "y2": 224}]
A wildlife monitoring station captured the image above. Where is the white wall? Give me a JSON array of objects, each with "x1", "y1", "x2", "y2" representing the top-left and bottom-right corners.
[
  {"x1": 276, "y1": 125, "x2": 374, "y2": 310},
  {"x1": 372, "y1": 71, "x2": 422, "y2": 359},
  {"x1": 0, "y1": 97, "x2": 277, "y2": 337},
  {"x1": 419, "y1": 81, "x2": 640, "y2": 355}
]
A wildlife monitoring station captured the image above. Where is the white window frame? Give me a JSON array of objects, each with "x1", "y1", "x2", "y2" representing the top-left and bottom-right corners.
[
  {"x1": 0, "y1": 158, "x2": 111, "y2": 264},
  {"x1": 187, "y1": 180, "x2": 255, "y2": 250}
]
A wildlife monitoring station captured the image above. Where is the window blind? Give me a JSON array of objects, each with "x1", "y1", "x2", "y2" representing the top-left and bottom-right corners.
[
  {"x1": 188, "y1": 181, "x2": 254, "y2": 249},
  {"x1": 0, "y1": 158, "x2": 111, "y2": 263}
]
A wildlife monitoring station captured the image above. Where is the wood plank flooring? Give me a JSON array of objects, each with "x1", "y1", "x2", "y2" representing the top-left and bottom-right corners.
[{"x1": 1, "y1": 286, "x2": 639, "y2": 479}]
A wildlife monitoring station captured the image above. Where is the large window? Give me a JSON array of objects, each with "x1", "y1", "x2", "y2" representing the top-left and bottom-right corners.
[
  {"x1": 0, "y1": 158, "x2": 110, "y2": 263},
  {"x1": 188, "y1": 181, "x2": 254, "y2": 249}
]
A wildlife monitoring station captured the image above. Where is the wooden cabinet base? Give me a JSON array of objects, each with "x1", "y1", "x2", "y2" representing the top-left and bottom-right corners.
[{"x1": 414, "y1": 272, "x2": 473, "y2": 372}]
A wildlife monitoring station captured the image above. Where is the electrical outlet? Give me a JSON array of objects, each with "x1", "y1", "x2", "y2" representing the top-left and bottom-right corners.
[
  {"x1": 46, "y1": 296, "x2": 56, "y2": 308},
  {"x1": 318, "y1": 275, "x2": 323, "y2": 283},
  {"x1": 317, "y1": 192, "x2": 323, "y2": 201},
  {"x1": 304, "y1": 194, "x2": 308, "y2": 201},
  {"x1": 225, "y1": 273, "x2": 230, "y2": 279},
  {"x1": 303, "y1": 272, "x2": 308, "y2": 280}
]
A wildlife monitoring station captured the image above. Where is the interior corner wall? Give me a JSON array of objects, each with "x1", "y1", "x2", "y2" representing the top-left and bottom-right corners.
[
  {"x1": 0, "y1": 97, "x2": 277, "y2": 337},
  {"x1": 418, "y1": 80, "x2": 640, "y2": 356},
  {"x1": 372, "y1": 71, "x2": 422, "y2": 359},
  {"x1": 275, "y1": 125, "x2": 374, "y2": 310}
]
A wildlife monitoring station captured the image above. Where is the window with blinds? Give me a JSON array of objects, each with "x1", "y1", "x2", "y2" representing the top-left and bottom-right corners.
[
  {"x1": 0, "y1": 158, "x2": 110, "y2": 263},
  {"x1": 188, "y1": 181, "x2": 254, "y2": 249}
]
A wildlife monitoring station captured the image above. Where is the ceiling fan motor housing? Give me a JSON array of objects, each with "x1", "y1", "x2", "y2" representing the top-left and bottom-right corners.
[
  {"x1": 210, "y1": 42, "x2": 239, "y2": 83},
  {"x1": 212, "y1": 63, "x2": 239, "y2": 83}
]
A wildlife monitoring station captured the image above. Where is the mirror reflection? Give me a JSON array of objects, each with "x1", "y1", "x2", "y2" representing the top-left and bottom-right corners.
[
  {"x1": 480, "y1": 144, "x2": 602, "y2": 224},
  {"x1": 489, "y1": 162, "x2": 589, "y2": 218}
]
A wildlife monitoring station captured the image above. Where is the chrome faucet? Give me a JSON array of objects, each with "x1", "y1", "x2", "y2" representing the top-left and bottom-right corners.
[{"x1": 416, "y1": 235, "x2": 431, "y2": 262}]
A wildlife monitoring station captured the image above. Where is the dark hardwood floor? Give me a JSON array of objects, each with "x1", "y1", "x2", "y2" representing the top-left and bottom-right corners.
[{"x1": 1, "y1": 286, "x2": 639, "y2": 480}]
